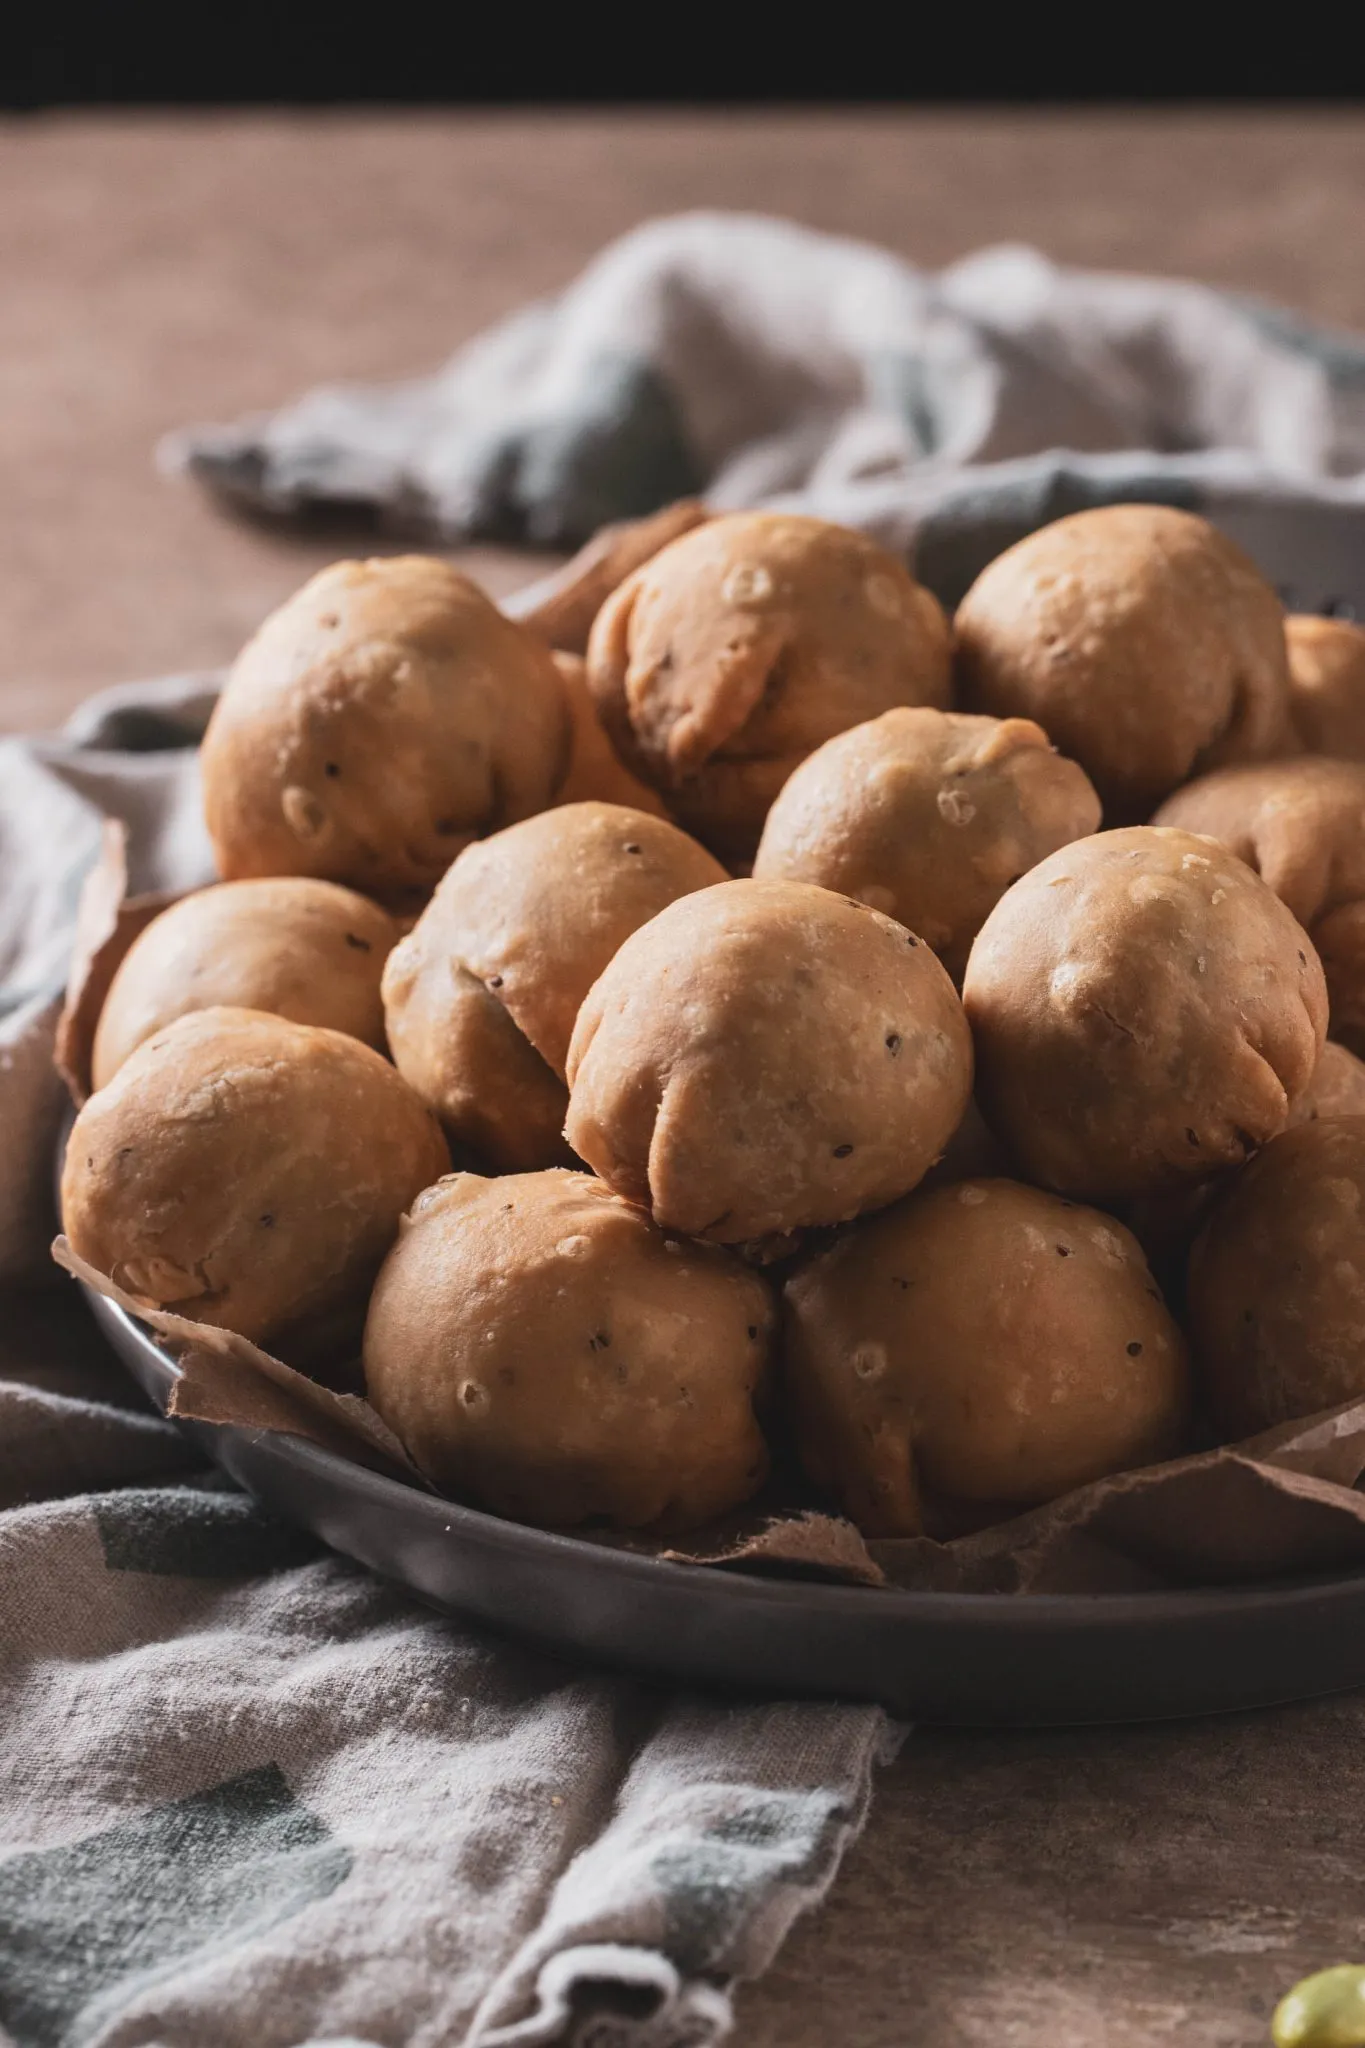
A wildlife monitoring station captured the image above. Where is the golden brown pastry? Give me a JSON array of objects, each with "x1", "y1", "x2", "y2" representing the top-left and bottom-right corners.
[
  {"x1": 1314, "y1": 909, "x2": 1365, "y2": 1059},
  {"x1": 1152, "y1": 756, "x2": 1365, "y2": 1058},
  {"x1": 201, "y1": 556, "x2": 569, "y2": 903},
  {"x1": 954, "y1": 505, "x2": 1290, "y2": 820},
  {"x1": 62, "y1": 1007, "x2": 449, "y2": 1366},
  {"x1": 1291, "y1": 1037, "x2": 1365, "y2": 1123},
  {"x1": 566, "y1": 878, "x2": 973, "y2": 1243},
  {"x1": 384, "y1": 959, "x2": 572, "y2": 1175},
  {"x1": 1286, "y1": 613, "x2": 1365, "y2": 758},
  {"x1": 548, "y1": 651, "x2": 671, "y2": 816},
  {"x1": 363, "y1": 1169, "x2": 773, "y2": 1529},
  {"x1": 784, "y1": 1178, "x2": 1189, "y2": 1536},
  {"x1": 586, "y1": 512, "x2": 951, "y2": 862},
  {"x1": 1188, "y1": 1117, "x2": 1365, "y2": 1435},
  {"x1": 383, "y1": 802, "x2": 726, "y2": 1168},
  {"x1": 962, "y1": 826, "x2": 1327, "y2": 1202},
  {"x1": 1123, "y1": 954, "x2": 1365, "y2": 1279},
  {"x1": 753, "y1": 708, "x2": 1100, "y2": 981},
  {"x1": 90, "y1": 877, "x2": 397, "y2": 1090}
]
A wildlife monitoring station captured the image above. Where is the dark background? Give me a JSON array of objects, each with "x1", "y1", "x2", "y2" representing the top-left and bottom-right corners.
[{"x1": 5, "y1": 16, "x2": 1365, "y2": 107}]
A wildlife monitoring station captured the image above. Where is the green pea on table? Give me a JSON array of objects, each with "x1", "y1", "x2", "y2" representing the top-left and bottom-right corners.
[{"x1": 1274, "y1": 1966, "x2": 1365, "y2": 2046}]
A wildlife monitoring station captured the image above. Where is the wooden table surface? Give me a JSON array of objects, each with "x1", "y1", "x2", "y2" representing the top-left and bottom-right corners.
[{"x1": 7, "y1": 109, "x2": 1365, "y2": 2045}]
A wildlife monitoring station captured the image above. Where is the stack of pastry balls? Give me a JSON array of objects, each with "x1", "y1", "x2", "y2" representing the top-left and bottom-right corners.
[{"x1": 59, "y1": 507, "x2": 1365, "y2": 1543}]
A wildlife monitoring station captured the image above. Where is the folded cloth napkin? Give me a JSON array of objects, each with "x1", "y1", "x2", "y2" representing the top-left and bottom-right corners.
[
  {"x1": 0, "y1": 678, "x2": 895, "y2": 2048},
  {"x1": 168, "y1": 211, "x2": 1365, "y2": 605}
]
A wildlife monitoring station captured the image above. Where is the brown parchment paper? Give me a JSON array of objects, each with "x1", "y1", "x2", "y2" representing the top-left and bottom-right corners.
[
  {"x1": 54, "y1": 819, "x2": 180, "y2": 1105},
  {"x1": 506, "y1": 499, "x2": 710, "y2": 653},
  {"x1": 53, "y1": 1238, "x2": 418, "y2": 1481}
]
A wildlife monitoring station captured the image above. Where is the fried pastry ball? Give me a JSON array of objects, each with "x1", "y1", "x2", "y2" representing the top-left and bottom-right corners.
[
  {"x1": 201, "y1": 556, "x2": 569, "y2": 902},
  {"x1": 1121, "y1": 966, "x2": 1365, "y2": 1278},
  {"x1": 566, "y1": 878, "x2": 974, "y2": 1243},
  {"x1": 753, "y1": 708, "x2": 1100, "y2": 981},
  {"x1": 1291, "y1": 1039, "x2": 1365, "y2": 1123},
  {"x1": 383, "y1": 803, "x2": 726, "y2": 1167},
  {"x1": 549, "y1": 651, "x2": 671, "y2": 816},
  {"x1": 1122, "y1": 1006, "x2": 1365, "y2": 1278},
  {"x1": 363, "y1": 1169, "x2": 774, "y2": 1529},
  {"x1": 383, "y1": 958, "x2": 572, "y2": 1176},
  {"x1": 1286, "y1": 613, "x2": 1365, "y2": 758},
  {"x1": 785, "y1": 1178, "x2": 1190, "y2": 1536},
  {"x1": 586, "y1": 512, "x2": 951, "y2": 862},
  {"x1": 954, "y1": 505, "x2": 1290, "y2": 820},
  {"x1": 1188, "y1": 1117, "x2": 1365, "y2": 1435},
  {"x1": 962, "y1": 827, "x2": 1327, "y2": 1202},
  {"x1": 62, "y1": 1007, "x2": 449, "y2": 1365},
  {"x1": 1153, "y1": 756, "x2": 1365, "y2": 1058},
  {"x1": 91, "y1": 877, "x2": 397, "y2": 1090}
]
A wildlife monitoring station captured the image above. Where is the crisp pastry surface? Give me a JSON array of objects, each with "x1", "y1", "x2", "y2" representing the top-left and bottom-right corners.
[
  {"x1": 1286, "y1": 612, "x2": 1365, "y2": 758},
  {"x1": 963, "y1": 825, "x2": 1327, "y2": 1201},
  {"x1": 1154, "y1": 755, "x2": 1365, "y2": 1058},
  {"x1": 586, "y1": 511, "x2": 951, "y2": 861},
  {"x1": 566, "y1": 876, "x2": 974, "y2": 1243},
  {"x1": 201, "y1": 554, "x2": 570, "y2": 901},
  {"x1": 363, "y1": 1168, "x2": 774, "y2": 1530},
  {"x1": 382, "y1": 801, "x2": 726, "y2": 1168},
  {"x1": 91, "y1": 876, "x2": 397, "y2": 1089},
  {"x1": 1189, "y1": 1115, "x2": 1365, "y2": 1435},
  {"x1": 784, "y1": 1176, "x2": 1189, "y2": 1537},
  {"x1": 63, "y1": 1005, "x2": 449, "y2": 1364},
  {"x1": 754, "y1": 706, "x2": 1100, "y2": 981},
  {"x1": 954, "y1": 504, "x2": 1291, "y2": 820}
]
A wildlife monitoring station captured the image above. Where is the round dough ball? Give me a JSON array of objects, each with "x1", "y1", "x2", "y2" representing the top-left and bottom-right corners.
[
  {"x1": 402, "y1": 802, "x2": 727, "y2": 1077},
  {"x1": 1291, "y1": 1039, "x2": 1365, "y2": 1125},
  {"x1": 565, "y1": 878, "x2": 974, "y2": 1244},
  {"x1": 784, "y1": 1178, "x2": 1190, "y2": 1536},
  {"x1": 383, "y1": 803, "x2": 726, "y2": 1168},
  {"x1": 954, "y1": 505, "x2": 1290, "y2": 820},
  {"x1": 202, "y1": 556, "x2": 569, "y2": 902},
  {"x1": 962, "y1": 826, "x2": 1327, "y2": 1202},
  {"x1": 1314, "y1": 906, "x2": 1365, "y2": 1057},
  {"x1": 1153, "y1": 757, "x2": 1365, "y2": 1057},
  {"x1": 1188, "y1": 1117, "x2": 1365, "y2": 1435},
  {"x1": 91, "y1": 877, "x2": 397, "y2": 1090},
  {"x1": 363, "y1": 1169, "x2": 774, "y2": 1529},
  {"x1": 586, "y1": 512, "x2": 951, "y2": 862},
  {"x1": 384, "y1": 957, "x2": 572, "y2": 1175},
  {"x1": 1286, "y1": 613, "x2": 1365, "y2": 758},
  {"x1": 753, "y1": 707, "x2": 1100, "y2": 981},
  {"x1": 1123, "y1": 975, "x2": 1365, "y2": 1281},
  {"x1": 549, "y1": 650, "x2": 671, "y2": 816},
  {"x1": 62, "y1": 1007, "x2": 449, "y2": 1365}
]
